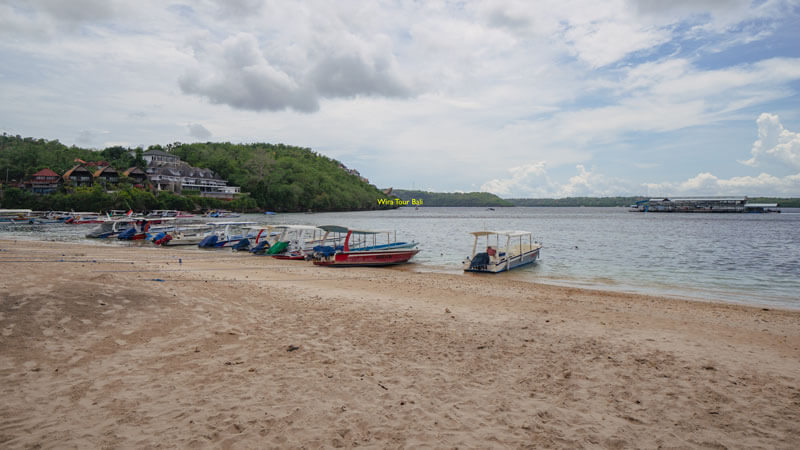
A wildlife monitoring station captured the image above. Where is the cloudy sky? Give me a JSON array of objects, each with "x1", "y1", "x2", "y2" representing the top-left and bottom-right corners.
[{"x1": 2, "y1": 0, "x2": 800, "y2": 197}]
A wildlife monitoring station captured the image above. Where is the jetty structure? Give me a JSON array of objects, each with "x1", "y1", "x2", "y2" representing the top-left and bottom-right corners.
[{"x1": 630, "y1": 197, "x2": 779, "y2": 213}]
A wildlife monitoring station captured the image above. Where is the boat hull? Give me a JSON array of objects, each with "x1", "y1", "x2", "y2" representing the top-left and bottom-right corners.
[
  {"x1": 464, "y1": 247, "x2": 540, "y2": 273},
  {"x1": 314, "y1": 249, "x2": 420, "y2": 266}
]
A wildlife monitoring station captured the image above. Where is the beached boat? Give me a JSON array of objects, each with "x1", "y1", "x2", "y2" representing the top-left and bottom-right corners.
[
  {"x1": 246, "y1": 225, "x2": 330, "y2": 259},
  {"x1": 86, "y1": 218, "x2": 139, "y2": 238},
  {"x1": 152, "y1": 224, "x2": 214, "y2": 246},
  {"x1": 311, "y1": 226, "x2": 420, "y2": 267},
  {"x1": 65, "y1": 212, "x2": 105, "y2": 224},
  {"x1": 116, "y1": 218, "x2": 176, "y2": 240},
  {"x1": 197, "y1": 221, "x2": 259, "y2": 248},
  {"x1": 0, "y1": 209, "x2": 35, "y2": 224},
  {"x1": 463, "y1": 230, "x2": 541, "y2": 273}
]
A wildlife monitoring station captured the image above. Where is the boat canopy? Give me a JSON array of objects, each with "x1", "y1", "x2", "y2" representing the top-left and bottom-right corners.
[
  {"x1": 469, "y1": 230, "x2": 532, "y2": 238},
  {"x1": 319, "y1": 225, "x2": 394, "y2": 235},
  {"x1": 207, "y1": 221, "x2": 259, "y2": 227}
]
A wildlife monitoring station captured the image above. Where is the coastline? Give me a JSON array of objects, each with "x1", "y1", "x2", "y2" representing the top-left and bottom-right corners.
[{"x1": 1, "y1": 239, "x2": 798, "y2": 447}]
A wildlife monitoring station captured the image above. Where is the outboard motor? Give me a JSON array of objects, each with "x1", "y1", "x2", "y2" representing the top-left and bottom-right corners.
[
  {"x1": 232, "y1": 238, "x2": 251, "y2": 251},
  {"x1": 469, "y1": 252, "x2": 491, "y2": 270},
  {"x1": 198, "y1": 234, "x2": 219, "y2": 248},
  {"x1": 250, "y1": 241, "x2": 270, "y2": 255},
  {"x1": 117, "y1": 227, "x2": 137, "y2": 240}
]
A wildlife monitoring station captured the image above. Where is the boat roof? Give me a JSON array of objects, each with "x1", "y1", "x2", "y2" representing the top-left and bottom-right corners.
[
  {"x1": 318, "y1": 225, "x2": 394, "y2": 234},
  {"x1": 0, "y1": 209, "x2": 33, "y2": 214},
  {"x1": 207, "y1": 221, "x2": 259, "y2": 226},
  {"x1": 469, "y1": 230, "x2": 532, "y2": 237},
  {"x1": 273, "y1": 224, "x2": 322, "y2": 230}
]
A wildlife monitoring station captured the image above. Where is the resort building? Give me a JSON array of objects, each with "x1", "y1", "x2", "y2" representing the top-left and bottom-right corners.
[
  {"x1": 93, "y1": 165, "x2": 119, "y2": 187},
  {"x1": 122, "y1": 167, "x2": 148, "y2": 188},
  {"x1": 142, "y1": 149, "x2": 241, "y2": 200},
  {"x1": 26, "y1": 168, "x2": 61, "y2": 194},
  {"x1": 62, "y1": 165, "x2": 94, "y2": 187}
]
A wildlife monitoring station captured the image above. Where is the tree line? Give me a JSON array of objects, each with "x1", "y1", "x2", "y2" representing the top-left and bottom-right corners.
[{"x1": 0, "y1": 134, "x2": 394, "y2": 212}]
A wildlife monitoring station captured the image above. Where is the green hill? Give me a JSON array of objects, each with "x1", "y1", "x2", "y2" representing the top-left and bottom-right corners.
[
  {"x1": 392, "y1": 189, "x2": 513, "y2": 207},
  {"x1": 0, "y1": 133, "x2": 393, "y2": 212}
]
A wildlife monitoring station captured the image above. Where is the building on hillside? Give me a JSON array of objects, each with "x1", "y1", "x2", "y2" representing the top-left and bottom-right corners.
[
  {"x1": 93, "y1": 165, "x2": 119, "y2": 186},
  {"x1": 140, "y1": 149, "x2": 241, "y2": 200},
  {"x1": 62, "y1": 165, "x2": 94, "y2": 187},
  {"x1": 122, "y1": 167, "x2": 148, "y2": 188},
  {"x1": 26, "y1": 168, "x2": 61, "y2": 194},
  {"x1": 142, "y1": 149, "x2": 180, "y2": 165}
]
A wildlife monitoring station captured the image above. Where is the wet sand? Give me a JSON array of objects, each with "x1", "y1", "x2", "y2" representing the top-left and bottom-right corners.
[{"x1": 1, "y1": 239, "x2": 798, "y2": 448}]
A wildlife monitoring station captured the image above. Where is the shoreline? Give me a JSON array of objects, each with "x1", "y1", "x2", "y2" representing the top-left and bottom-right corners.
[
  {"x1": 1, "y1": 239, "x2": 799, "y2": 447},
  {"x1": 3, "y1": 231, "x2": 798, "y2": 311}
]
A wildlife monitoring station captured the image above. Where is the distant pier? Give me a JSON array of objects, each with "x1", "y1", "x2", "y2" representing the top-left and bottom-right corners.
[{"x1": 630, "y1": 197, "x2": 779, "y2": 213}]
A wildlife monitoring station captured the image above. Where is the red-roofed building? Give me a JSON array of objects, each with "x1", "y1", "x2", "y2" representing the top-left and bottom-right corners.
[{"x1": 26, "y1": 168, "x2": 61, "y2": 194}]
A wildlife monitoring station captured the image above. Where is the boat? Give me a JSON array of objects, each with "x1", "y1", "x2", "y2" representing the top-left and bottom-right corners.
[
  {"x1": 204, "y1": 209, "x2": 241, "y2": 218},
  {"x1": 146, "y1": 209, "x2": 195, "y2": 219},
  {"x1": 86, "y1": 218, "x2": 140, "y2": 238},
  {"x1": 152, "y1": 224, "x2": 214, "y2": 246},
  {"x1": 246, "y1": 225, "x2": 330, "y2": 259},
  {"x1": 463, "y1": 230, "x2": 542, "y2": 273},
  {"x1": 116, "y1": 218, "x2": 176, "y2": 240},
  {"x1": 197, "y1": 221, "x2": 259, "y2": 248},
  {"x1": 0, "y1": 209, "x2": 34, "y2": 224},
  {"x1": 64, "y1": 212, "x2": 105, "y2": 224},
  {"x1": 311, "y1": 226, "x2": 420, "y2": 267}
]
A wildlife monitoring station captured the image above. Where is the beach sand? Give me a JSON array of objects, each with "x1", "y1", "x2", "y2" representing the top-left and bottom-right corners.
[{"x1": 0, "y1": 239, "x2": 798, "y2": 448}]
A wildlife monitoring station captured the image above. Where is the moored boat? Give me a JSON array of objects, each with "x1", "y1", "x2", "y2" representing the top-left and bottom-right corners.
[
  {"x1": 311, "y1": 226, "x2": 419, "y2": 267},
  {"x1": 463, "y1": 230, "x2": 542, "y2": 273}
]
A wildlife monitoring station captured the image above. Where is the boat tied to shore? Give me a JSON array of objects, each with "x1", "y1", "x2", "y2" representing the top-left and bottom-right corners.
[
  {"x1": 311, "y1": 225, "x2": 419, "y2": 266},
  {"x1": 463, "y1": 230, "x2": 541, "y2": 273}
]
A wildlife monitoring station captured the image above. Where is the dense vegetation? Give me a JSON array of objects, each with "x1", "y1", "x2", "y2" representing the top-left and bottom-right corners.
[
  {"x1": 509, "y1": 197, "x2": 646, "y2": 207},
  {"x1": 392, "y1": 189, "x2": 513, "y2": 207},
  {"x1": 0, "y1": 134, "x2": 392, "y2": 212},
  {"x1": 0, "y1": 184, "x2": 255, "y2": 212}
]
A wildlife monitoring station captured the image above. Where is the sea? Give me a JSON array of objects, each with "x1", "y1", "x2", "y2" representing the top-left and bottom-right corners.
[{"x1": 2, "y1": 207, "x2": 799, "y2": 309}]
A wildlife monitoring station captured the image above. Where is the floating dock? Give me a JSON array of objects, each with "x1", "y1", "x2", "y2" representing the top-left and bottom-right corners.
[{"x1": 630, "y1": 197, "x2": 779, "y2": 213}]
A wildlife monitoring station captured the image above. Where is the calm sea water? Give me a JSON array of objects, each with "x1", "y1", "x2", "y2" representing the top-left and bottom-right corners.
[{"x1": 2, "y1": 207, "x2": 799, "y2": 308}]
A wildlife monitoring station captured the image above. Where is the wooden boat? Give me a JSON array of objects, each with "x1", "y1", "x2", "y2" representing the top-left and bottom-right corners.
[
  {"x1": 154, "y1": 224, "x2": 214, "y2": 246},
  {"x1": 463, "y1": 230, "x2": 541, "y2": 273},
  {"x1": 246, "y1": 225, "x2": 330, "y2": 259},
  {"x1": 0, "y1": 209, "x2": 35, "y2": 224},
  {"x1": 197, "y1": 221, "x2": 259, "y2": 248},
  {"x1": 117, "y1": 218, "x2": 176, "y2": 240},
  {"x1": 311, "y1": 226, "x2": 419, "y2": 267}
]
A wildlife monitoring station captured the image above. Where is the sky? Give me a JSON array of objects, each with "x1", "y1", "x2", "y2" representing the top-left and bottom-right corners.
[{"x1": 2, "y1": 0, "x2": 800, "y2": 198}]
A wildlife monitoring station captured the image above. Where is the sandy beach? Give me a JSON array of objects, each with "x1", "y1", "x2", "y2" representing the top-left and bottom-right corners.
[{"x1": 0, "y1": 238, "x2": 798, "y2": 448}]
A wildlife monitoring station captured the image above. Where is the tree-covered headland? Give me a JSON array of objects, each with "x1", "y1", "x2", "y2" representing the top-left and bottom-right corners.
[{"x1": 0, "y1": 134, "x2": 394, "y2": 212}]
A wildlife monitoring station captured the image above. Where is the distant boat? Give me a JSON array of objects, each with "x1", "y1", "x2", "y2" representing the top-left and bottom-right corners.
[
  {"x1": 263, "y1": 211, "x2": 277, "y2": 215},
  {"x1": 487, "y1": 207, "x2": 495, "y2": 211},
  {"x1": 463, "y1": 230, "x2": 542, "y2": 273},
  {"x1": 197, "y1": 221, "x2": 259, "y2": 248}
]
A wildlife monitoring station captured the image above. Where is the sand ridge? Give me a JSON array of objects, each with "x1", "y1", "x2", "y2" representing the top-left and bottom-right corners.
[{"x1": 0, "y1": 239, "x2": 798, "y2": 448}]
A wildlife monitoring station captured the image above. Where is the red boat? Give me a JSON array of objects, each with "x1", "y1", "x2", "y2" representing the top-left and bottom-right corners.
[{"x1": 311, "y1": 226, "x2": 419, "y2": 267}]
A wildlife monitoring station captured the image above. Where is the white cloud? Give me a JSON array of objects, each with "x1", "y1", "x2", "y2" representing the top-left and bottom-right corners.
[
  {"x1": 480, "y1": 162, "x2": 548, "y2": 196},
  {"x1": 740, "y1": 113, "x2": 800, "y2": 169},
  {"x1": 644, "y1": 172, "x2": 800, "y2": 197}
]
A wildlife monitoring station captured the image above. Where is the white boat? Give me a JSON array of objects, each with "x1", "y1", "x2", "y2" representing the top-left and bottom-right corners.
[
  {"x1": 463, "y1": 230, "x2": 542, "y2": 273},
  {"x1": 0, "y1": 209, "x2": 34, "y2": 224},
  {"x1": 245, "y1": 224, "x2": 329, "y2": 259},
  {"x1": 197, "y1": 221, "x2": 259, "y2": 248}
]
